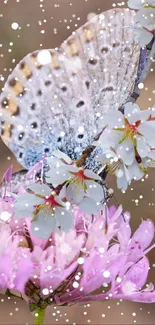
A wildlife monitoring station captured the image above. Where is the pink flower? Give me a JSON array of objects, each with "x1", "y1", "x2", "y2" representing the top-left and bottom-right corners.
[
  {"x1": 54, "y1": 211, "x2": 155, "y2": 305},
  {"x1": 0, "y1": 166, "x2": 13, "y2": 187},
  {"x1": 0, "y1": 223, "x2": 33, "y2": 293},
  {"x1": 31, "y1": 230, "x2": 85, "y2": 297},
  {"x1": 0, "y1": 193, "x2": 155, "y2": 325},
  {"x1": 0, "y1": 198, "x2": 13, "y2": 222},
  {"x1": 118, "y1": 217, "x2": 155, "y2": 262}
]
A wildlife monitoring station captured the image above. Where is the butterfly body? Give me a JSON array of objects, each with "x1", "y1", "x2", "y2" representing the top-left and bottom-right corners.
[{"x1": 0, "y1": 9, "x2": 142, "y2": 170}]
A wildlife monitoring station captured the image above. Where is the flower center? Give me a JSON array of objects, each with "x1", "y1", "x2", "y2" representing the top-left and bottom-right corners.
[
  {"x1": 127, "y1": 124, "x2": 137, "y2": 133},
  {"x1": 45, "y1": 195, "x2": 56, "y2": 207},
  {"x1": 75, "y1": 168, "x2": 85, "y2": 182},
  {"x1": 33, "y1": 194, "x2": 62, "y2": 218},
  {"x1": 69, "y1": 168, "x2": 87, "y2": 185},
  {"x1": 45, "y1": 194, "x2": 61, "y2": 208},
  {"x1": 124, "y1": 118, "x2": 140, "y2": 138},
  {"x1": 115, "y1": 118, "x2": 141, "y2": 144}
]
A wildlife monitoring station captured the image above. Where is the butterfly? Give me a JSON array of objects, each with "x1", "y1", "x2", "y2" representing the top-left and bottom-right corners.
[{"x1": 0, "y1": 8, "x2": 148, "y2": 174}]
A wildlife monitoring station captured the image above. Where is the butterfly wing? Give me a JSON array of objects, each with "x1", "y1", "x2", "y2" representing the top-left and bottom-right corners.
[{"x1": 0, "y1": 8, "x2": 141, "y2": 170}]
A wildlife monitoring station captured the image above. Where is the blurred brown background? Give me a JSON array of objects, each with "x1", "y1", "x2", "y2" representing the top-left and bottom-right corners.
[{"x1": 0, "y1": 0, "x2": 155, "y2": 323}]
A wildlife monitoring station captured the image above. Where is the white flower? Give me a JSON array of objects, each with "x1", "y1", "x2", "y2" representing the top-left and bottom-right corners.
[
  {"x1": 97, "y1": 150, "x2": 145, "y2": 192},
  {"x1": 97, "y1": 150, "x2": 132, "y2": 191},
  {"x1": 128, "y1": 0, "x2": 155, "y2": 46},
  {"x1": 46, "y1": 150, "x2": 105, "y2": 214},
  {"x1": 95, "y1": 103, "x2": 155, "y2": 166},
  {"x1": 94, "y1": 103, "x2": 155, "y2": 191},
  {"x1": 116, "y1": 164, "x2": 132, "y2": 192},
  {"x1": 94, "y1": 127, "x2": 122, "y2": 150},
  {"x1": 136, "y1": 7, "x2": 155, "y2": 30},
  {"x1": 14, "y1": 183, "x2": 74, "y2": 239},
  {"x1": 46, "y1": 150, "x2": 73, "y2": 186}
]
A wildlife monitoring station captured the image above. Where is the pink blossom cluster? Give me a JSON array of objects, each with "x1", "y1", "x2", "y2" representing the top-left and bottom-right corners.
[{"x1": 0, "y1": 192, "x2": 155, "y2": 308}]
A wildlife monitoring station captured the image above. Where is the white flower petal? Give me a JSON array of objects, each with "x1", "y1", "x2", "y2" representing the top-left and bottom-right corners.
[
  {"x1": 128, "y1": 160, "x2": 144, "y2": 180},
  {"x1": 14, "y1": 194, "x2": 43, "y2": 218},
  {"x1": 125, "y1": 103, "x2": 150, "y2": 124},
  {"x1": 66, "y1": 182, "x2": 85, "y2": 204},
  {"x1": 78, "y1": 197, "x2": 102, "y2": 214},
  {"x1": 116, "y1": 173, "x2": 128, "y2": 192},
  {"x1": 124, "y1": 165, "x2": 132, "y2": 183},
  {"x1": 46, "y1": 163, "x2": 76, "y2": 186},
  {"x1": 54, "y1": 194, "x2": 66, "y2": 207},
  {"x1": 117, "y1": 140, "x2": 135, "y2": 165},
  {"x1": 96, "y1": 150, "x2": 118, "y2": 166},
  {"x1": 136, "y1": 135, "x2": 150, "y2": 157},
  {"x1": 97, "y1": 128, "x2": 122, "y2": 150},
  {"x1": 52, "y1": 150, "x2": 72, "y2": 164},
  {"x1": 138, "y1": 122, "x2": 155, "y2": 147},
  {"x1": 46, "y1": 156, "x2": 69, "y2": 185},
  {"x1": 58, "y1": 186, "x2": 66, "y2": 200},
  {"x1": 31, "y1": 210, "x2": 56, "y2": 239},
  {"x1": 84, "y1": 169, "x2": 101, "y2": 181},
  {"x1": 124, "y1": 102, "x2": 140, "y2": 118},
  {"x1": 136, "y1": 8, "x2": 155, "y2": 30},
  {"x1": 46, "y1": 168, "x2": 69, "y2": 187},
  {"x1": 128, "y1": 0, "x2": 144, "y2": 9},
  {"x1": 46, "y1": 156, "x2": 64, "y2": 168},
  {"x1": 139, "y1": 110, "x2": 151, "y2": 122},
  {"x1": 103, "y1": 111, "x2": 124, "y2": 128},
  {"x1": 145, "y1": 120, "x2": 155, "y2": 129},
  {"x1": 116, "y1": 166, "x2": 131, "y2": 192},
  {"x1": 28, "y1": 183, "x2": 52, "y2": 197},
  {"x1": 55, "y1": 208, "x2": 74, "y2": 232},
  {"x1": 134, "y1": 26, "x2": 153, "y2": 47},
  {"x1": 86, "y1": 181, "x2": 105, "y2": 202}
]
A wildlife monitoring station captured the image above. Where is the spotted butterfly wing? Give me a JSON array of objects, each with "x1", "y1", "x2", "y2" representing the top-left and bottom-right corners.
[{"x1": 0, "y1": 8, "x2": 143, "y2": 170}]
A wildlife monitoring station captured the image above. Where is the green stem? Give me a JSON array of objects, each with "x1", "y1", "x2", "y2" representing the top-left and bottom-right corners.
[{"x1": 34, "y1": 307, "x2": 46, "y2": 325}]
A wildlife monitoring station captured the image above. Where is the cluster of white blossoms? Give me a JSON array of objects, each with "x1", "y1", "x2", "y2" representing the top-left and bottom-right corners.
[
  {"x1": 94, "y1": 102, "x2": 155, "y2": 191},
  {"x1": 14, "y1": 150, "x2": 105, "y2": 238},
  {"x1": 128, "y1": 0, "x2": 155, "y2": 46},
  {"x1": 46, "y1": 151, "x2": 104, "y2": 213},
  {"x1": 14, "y1": 102, "x2": 155, "y2": 237}
]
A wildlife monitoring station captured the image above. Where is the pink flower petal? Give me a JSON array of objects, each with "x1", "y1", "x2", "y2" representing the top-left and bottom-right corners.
[
  {"x1": 131, "y1": 219, "x2": 154, "y2": 251},
  {"x1": 122, "y1": 257, "x2": 149, "y2": 292}
]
